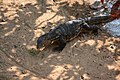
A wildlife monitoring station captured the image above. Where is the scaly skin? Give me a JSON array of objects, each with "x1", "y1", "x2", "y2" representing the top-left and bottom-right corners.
[
  {"x1": 37, "y1": 15, "x2": 111, "y2": 52},
  {"x1": 37, "y1": 19, "x2": 84, "y2": 52}
]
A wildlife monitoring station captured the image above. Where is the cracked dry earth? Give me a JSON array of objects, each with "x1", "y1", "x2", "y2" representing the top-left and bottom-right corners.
[{"x1": 0, "y1": 0, "x2": 120, "y2": 80}]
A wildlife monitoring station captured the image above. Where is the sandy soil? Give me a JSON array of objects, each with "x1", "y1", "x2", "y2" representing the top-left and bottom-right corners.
[{"x1": 0, "y1": 0, "x2": 120, "y2": 80}]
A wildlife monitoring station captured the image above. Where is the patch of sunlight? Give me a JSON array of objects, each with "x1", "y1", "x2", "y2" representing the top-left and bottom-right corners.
[
  {"x1": 44, "y1": 60, "x2": 48, "y2": 64},
  {"x1": 104, "y1": 38, "x2": 114, "y2": 46},
  {"x1": 5, "y1": 12, "x2": 18, "y2": 20},
  {"x1": 79, "y1": 39, "x2": 96, "y2": 47},
  {"x1": 32, "y1": 29, "x2": 45, "y2": 41},
  {"x1": 48, "y1": 64, "x2": 74, "y2": 80},
  {"x1": 7, "y1": 0, "x2": 37, "y2": 5},
  {"x1": 35, "y1": 12, "x2": 63, "y2": 27},
  {"x1": 99, "y1": 37, "x2": 119, "y2": 53},
  {"x1": 56, "y1": 56, "x2": 62, "y2": 59},
  {"x1": 29, "y1": 29, "x2": 32, "y2": 32},
  {"x1": 107, "y1": 63, "x2": 120, "y2": 80},
  {"x1": 26, "y1": 45, "x2": 37, "y2": 50},
  {"x1": 63, "y1": 75, "x2": 70, "y2": 79},
  {"x1": 4, "y1": 27, "x2": 17, "y2": 36},
  {"x1": 117, "y1": 56, "x2": 120, "y2": 60},
  {"x1": 3, "y1": 27, "x2": 8, "y2": 30},
  {"x1": 74, "y1": 71, "x2": 79, "y2": 75},
  {"x1": 30, "y1": 76, "x2": 40, "y2": 80},
  {"x1": 18, "y1": 71, "x2": 30, "y2": 80},
  {"x1": 56, "y1": 56, "x2": 63, "y2": 61},
  {"x1": 11, "y1": 49, "x2": 16, "y2": 53},
  {"x1": 9, "y1": 55, "x2": 14, "y2": 59},
  {"x1": 107, "y1": 65, "x2": 114, "y2": 70},
  {"x1": 0, "y1": 22, "x2": 7, "y2": 25},
  {"x1": 50, "y1": 65, "x2": 54, "y2": 67},
  {"x1": 25, "y1": 12, "x2": 32, "y2": 16},
  {"x1": 16, "y1": 25, "x2": 20, "y2": 27},
  {"x1": 68, "y1": 0, "x2": 84, "y2": 6},
  {"x1": 23, "y1": 43, "x2": 27, "y2": 46},
  {"x1": 117, "y1": 49, "x2": 120, "y2": 52},
  {"x1": 48, "y1": 65, "x2": 66, "y2": 80},
  {"x1": 89, "y1": 0, "x2": 97, "y2": 5},
  {"x1": 48, "y1": 54, "x2": 57, "y2": 58},
  {"x1": 7, "y1": 66, "x2": 18, "y2": 72},
  {"x1": 116, "y1": 74, "x2": 120, "y2": 80},
  {"x1": 107, "y1": 64, "x2": 120, "y2": 71},
  {"x1": 96, "y1": 40, "x2": 104, "y2": 49},
  {"x1": 81, "y1": 73, "x2": 91, "y2": 80},
  {"x1": 85, "y1": 39, "x2": 96, "y2": 46},
  {"x1": 48, "y1": 64, "x2": 82, "y2": 80},
  {"x1": 7, "y1": 66, "x2": 30, "y2": 80},
  {"x1": 64, "y1": 64, "x2": 73, "y2": 69},
  {"x1": 69, "y1": 76, "x2": 74, "y2": 80},
  {"x1": 26, "y1": 44, "x2": 45, "y2": 51},
  {"x1": 79, "y1": 42, "x2": 86, "y2": 47},
  {"x1": 75, "y1": 65, "x2": 80, "y2": 69},
  {"x1": 96, "y1": 40, "x2": 104, "y2": 52}
]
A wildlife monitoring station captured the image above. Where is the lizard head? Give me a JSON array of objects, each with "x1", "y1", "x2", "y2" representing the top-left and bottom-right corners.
[{"x1": 37, "y1": 33, "x2": 51, "y2": 49}]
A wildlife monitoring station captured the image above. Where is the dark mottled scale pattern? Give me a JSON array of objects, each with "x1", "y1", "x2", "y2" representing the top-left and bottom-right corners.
[
  {"x1": 48, "y1": 15, "x2": 111, "y2": 42},
  {"x1": 49, "y1": 20, "x2": 83, "y2": 41},
  {"x1": 37, "y1": 15, "x2": 112, "y2": 51},
  {"x1": 84, "y1": 15, "x2": 111, "y2": 25},
  {"x1": 39, "y1": 15, "x2": 111, "y2": 42}
]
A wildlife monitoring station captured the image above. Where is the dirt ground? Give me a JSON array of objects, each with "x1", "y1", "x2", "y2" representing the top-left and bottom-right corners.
[{"x1": 0, "y1": 0, "x2": 120, "y2": 80}]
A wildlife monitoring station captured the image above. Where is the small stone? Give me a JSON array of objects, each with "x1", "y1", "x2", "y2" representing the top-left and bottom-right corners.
[
  {"x1": 42, "y1": 26, "x2": 46, "y2": 29},
  {"x1": 74, "y1": 45, "x2": 77, "y2": 48},
  {"x1": 81, "y1": 75, "x2": 84, "y2": 79},
  {"x1": 13, "y1": 45, "x2": 17, "y2": 48},
  {"x1": 21, "y1": 70, "x2": 27, "y2": 74},
  {"x1": 64, "y1": 65, "x2": 68, "y2": 69},
  {"x1": 99, "y1": 63, "x2": 102, "y2": 66},
  {"x1": 19, "y1": 3, "x2": 26, "y2": 9},
  {"x1": 110, "y1": 45, "x2": 114, "y2": 49}
]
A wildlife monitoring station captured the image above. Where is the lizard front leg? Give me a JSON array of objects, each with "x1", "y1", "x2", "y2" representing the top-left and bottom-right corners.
[
  {"x1": 53, "y1": 36, "x2": 66, "y2": 52},
  {"x1": 81, "y1": 23, "x2": 100, "y2": 37}
]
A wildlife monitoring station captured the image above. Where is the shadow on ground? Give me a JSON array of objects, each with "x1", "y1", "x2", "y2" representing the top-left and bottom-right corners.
[{"x1": 0, "y1": 0, "x2": 120, "y2": 80}]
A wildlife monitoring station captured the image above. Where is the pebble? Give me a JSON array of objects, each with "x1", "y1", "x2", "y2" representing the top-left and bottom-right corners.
[
  {"x1": 13, "y1": 45, "x2": 17, "y2": 48},
  {"x1": 21, "y1": 70, "x2": 27, "y2": 74}
]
